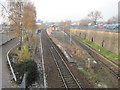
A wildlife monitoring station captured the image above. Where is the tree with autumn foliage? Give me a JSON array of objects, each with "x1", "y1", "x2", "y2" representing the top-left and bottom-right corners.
[
  {"x1": 7, "y1": 0, "x2": 37, "y2": 62},
  {"x1": 22, "y1": 2, "x2": 36, "y2": 31},
  {"x1": 7, "y1": 0, "x2": 37, "y2": 46}
]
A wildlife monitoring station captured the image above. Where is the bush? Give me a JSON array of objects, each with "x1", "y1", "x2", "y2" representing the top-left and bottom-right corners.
[
  {"x1": 14, "y1": 60, "x2": 38, "y2": 87},
  {"x1": 26, "y1": 60, "x2": 38, "y2": 86},
  {"x1": 18, "y1": 44, "x2": 31, "y2": 62}
]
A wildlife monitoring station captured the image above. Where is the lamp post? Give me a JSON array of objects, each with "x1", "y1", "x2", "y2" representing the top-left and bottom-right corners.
[{"x1": 70, "y1": 28, "x2": 71, "y2": 45}]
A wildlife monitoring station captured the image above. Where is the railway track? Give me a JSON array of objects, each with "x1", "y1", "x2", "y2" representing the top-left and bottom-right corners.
[
  {"x1": 44, "y1": 30, "x2": 83, "y2": 89},
  {"x1": 68, "y1": 32, "x2": 120, "y2": 79}
]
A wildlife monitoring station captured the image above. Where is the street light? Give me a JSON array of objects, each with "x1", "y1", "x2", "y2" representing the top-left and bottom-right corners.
[{"x1": 70, "y1": 28, "x2": 72, "y2": 45}]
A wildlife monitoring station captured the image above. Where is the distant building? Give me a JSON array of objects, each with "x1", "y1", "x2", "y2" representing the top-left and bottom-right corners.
[
  {"x1": 48, "y1": 24, "x2": 58, "y2": 31},
  {"x1": 51, "y1": 25, "x2": 58, "y2": 31},
  {"x1": 0, "y1": 24, "x2": 6, "y2": 30},
  {"x1": 0, "y1": 23, "x2": 9, "y2": 33},
  {"x1": 0, "y1": 24, "x2": 5, "y2": 33},
  {"x1": 0, "y1": 25, "x2": 2, "y2": 30},
  {"x1": 71, "y1": 21, "x2": 80, "y2": 26},
  {"x1": 36, "y1": 19, "x2": 43, "y2": 25}
]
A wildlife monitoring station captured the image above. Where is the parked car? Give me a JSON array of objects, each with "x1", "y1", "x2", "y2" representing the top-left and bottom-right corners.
[
  {"x1": 97, "y1": 24, "x2": 104, "y2": 28},
  {"x1": 103, "y1": 24, "x2": 108, "y2": 28},
  {"x1": 106, "y1": 24, "x2": 112, "y2": 29},
  {"x1": 111, "y1": 24, "x2": 118, "y2": 30}
]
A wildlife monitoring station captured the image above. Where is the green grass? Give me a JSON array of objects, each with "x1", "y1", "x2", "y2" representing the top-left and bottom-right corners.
[
  {"x1": 78, "y1": 67, "x2": 108, "y2": 88},
  {"x1": 78, "y1": 67, "x2": 103, "y2": 88},
  {"x1": 72, "y1": 32, "x2": 120, "y2": 64},
  {"x1": 78, "y1": 67, "x2": 91, "y2": 76}
]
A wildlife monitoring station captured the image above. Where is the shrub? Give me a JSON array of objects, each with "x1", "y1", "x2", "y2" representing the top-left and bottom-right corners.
[
  {"x1": 18, "y1": 44, "x2": 31, "y2": 62},
  {"x1": 26, "y1": 60, "x2": 38, "y2": 86},
  {"x1": 14, "y1": 60, "x2": 38, "y2": 87}
]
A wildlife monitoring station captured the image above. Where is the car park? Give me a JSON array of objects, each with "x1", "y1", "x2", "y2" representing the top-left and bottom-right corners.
[
  {"x1": 97, "y1": 24, "x2": 104, "y2": 28},
  {"x1": 111, "y1": 24, "x2": 118, "y2": 30}
]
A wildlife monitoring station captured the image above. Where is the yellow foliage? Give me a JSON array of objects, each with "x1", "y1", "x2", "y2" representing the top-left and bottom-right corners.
[
  {"x1": 18, "y1": 44, "x2": 31, "y2": 62},
  {"x1": 22, "y1": 2, "x2": 36, "y2": 30}
]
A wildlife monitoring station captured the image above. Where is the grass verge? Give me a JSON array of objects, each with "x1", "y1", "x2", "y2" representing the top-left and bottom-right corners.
[
  {"x1": 78, "y1": 67, "x2": 107, "y2": 88},
  {"x1": 71, "y1": 32, "x2": 120, "y2": 64}
]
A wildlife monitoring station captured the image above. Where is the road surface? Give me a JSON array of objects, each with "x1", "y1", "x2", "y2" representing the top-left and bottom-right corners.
[{"x1": 0, "y1": 38, "x2": 19, "y2": 88}]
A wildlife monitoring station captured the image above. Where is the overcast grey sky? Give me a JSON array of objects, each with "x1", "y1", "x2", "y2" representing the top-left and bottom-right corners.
[
  {"x1": 33, "y1": 0, "x2": 119, "y2": 22},
  {"x1": 0, "y1": 0, "x2": 119, "y2": 23}
]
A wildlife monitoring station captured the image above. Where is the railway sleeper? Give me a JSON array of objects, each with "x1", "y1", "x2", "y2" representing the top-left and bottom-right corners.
[
  {"x1": 63, "y1": 74, "x2": 72, "y2": 78},
  {"x1": 65, "y1": 78, "x2": 74, "y2": 82},
  {"x1": 67, "y1": 81, "x2": 76, "y2": 84},
  {"x1": 67, "y1": 84, "x2": 79, "y2": 88},
  {"x1": 61, "y1": 84, "x2": 66, "y2": 88}
]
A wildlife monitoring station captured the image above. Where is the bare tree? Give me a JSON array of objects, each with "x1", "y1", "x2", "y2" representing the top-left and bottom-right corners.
[
  {"x1": 88, "y1": 10, "x2": 103, "y2": 25},
  {"x1": 59, "y1": 20, "x2": 71, "y2": 31},
  {"x1": 0, "y1": 2, "x2": 9, "y2": 26},
  {"x1": 79, "y1": 18, "x2": 90, "y2": 26},
  {"x1": 7, "y1": 0, "x2": 24, "y2": 48},
  {"x1": 59, "y1": 21, "x2": 64, "y2": 31},
  {"x1": 106, "y1": 16, "x2": 118, "y2": 24}
]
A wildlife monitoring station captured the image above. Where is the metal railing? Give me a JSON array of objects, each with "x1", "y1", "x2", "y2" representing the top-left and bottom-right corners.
[{"x1": 7, "y1": 43, "x2": 20, "y2": 82}]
